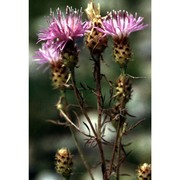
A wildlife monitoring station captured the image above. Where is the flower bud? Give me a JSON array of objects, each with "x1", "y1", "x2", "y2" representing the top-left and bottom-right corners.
[
  {"x1": 114, "y1": 74, "x2": 132, "y2": 104},
  {"x1": 136, "y1": 163, "x2": 151, "y2": 180},
  {"x1": 55, "y1": 148, "x2": 73, "y2": 178}
]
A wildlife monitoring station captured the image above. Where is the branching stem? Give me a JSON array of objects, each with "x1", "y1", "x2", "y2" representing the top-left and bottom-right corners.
[
  {"x1": 71, "y1": 64, "x2": 107, "y2": 179},
  {"x1": 59, "y1": 91, "x2": 94, "y2": 180},
  {"x1": 70, "y1": 69, "x2": 98, "y2": 138},
  {"x1": 92, "y1": 54, "x2": 107, "y2": 180}
]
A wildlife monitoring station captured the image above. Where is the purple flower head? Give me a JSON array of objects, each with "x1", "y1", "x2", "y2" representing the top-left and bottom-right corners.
[
  {"x1": 100, "y1": 10, "x2": 148, "y2": 39},
  {"x1": 37, "y1": 6, "x2": 89, "y2": 51},
  {"x1": 33, "y1": 43, "x2": 61, "y2": 65}
]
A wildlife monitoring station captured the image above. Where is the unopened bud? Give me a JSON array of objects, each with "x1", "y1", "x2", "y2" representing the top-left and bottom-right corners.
[
  {"x1": 114, "y1": 74, "x2": 132, "y2": 104},
  {"x1": 55, "y1": 148, "x2": 73, "y2": 178},
  {"x1": 136, "y1": 163, "x2": 151, "y2": 180}
]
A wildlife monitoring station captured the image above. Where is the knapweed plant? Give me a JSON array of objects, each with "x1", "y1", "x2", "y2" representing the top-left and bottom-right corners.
[{"x1": 33, "y1": 0, "x2": 150, "y2": 179}]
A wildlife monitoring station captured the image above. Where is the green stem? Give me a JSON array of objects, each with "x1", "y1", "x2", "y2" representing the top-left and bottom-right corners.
[
  {"x1": 108, "y1": 120, "x2": 121, "y2": 178},
  {"x1": 116, "y1": 133, "x2": 122, "y2": 180},
  {"x1": 65, "y1": 177, "x2": 70, "y2": 180},
  {"x1": 116, "y1": 101, "x2": 126, "y2": 180},
  {"x1": 120, "y1": 67, "x2": 126, "y2": 75},
  {"x1": 69, "y1": 126, "x2": 95, "y2": 180}
]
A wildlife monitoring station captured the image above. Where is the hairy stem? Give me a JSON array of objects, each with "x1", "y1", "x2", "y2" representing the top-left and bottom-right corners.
[
  {"x1": 116, "y1": 103, "x2": 126, "y2": 179},
  {"x1": 59, "y1": 91, "x2": 94, "y2": 180},
  {"x1": 93, "y1": 55, "x2": 107, "y2": 179},
  {"x1": 108, "y1": 120, "x2": 121, "y2": 178},
  {"x1": 69, "y1": 126, "x2": 95, "y2": 180},
  {"x1": 70, "y1": 69, "x2": 97, "y2": 137},
  {"x1": 116, "y1": 134, "x2": 122, "y2": 180},
  {"x1": 94, "y1": 57, "x2": 102, "y2": 139},
  {"x1": 71, "y1": 68, "x2": 107, "y2": 180}
]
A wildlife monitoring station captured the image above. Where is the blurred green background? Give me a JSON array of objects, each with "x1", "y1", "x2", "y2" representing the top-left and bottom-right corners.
[{"x1": 29, "y1": 0, "x2": 151, "y2": 179}]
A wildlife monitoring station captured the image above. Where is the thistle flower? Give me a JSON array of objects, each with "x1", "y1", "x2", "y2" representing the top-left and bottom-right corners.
[
  {"x1": 55, "y1": 148, "x2": 73, "y2": 179},
  {"x1": 33, "y1": 43, "x2": 61, "y2": 65},
  {"x1": 37, "y1": 6, "x2": 88, "y2": 69},
  {"x1": 38, "y1": 6, "x2": 89, "y2": 51},
  {"x1": 33, "y1": 44, "x2": 70, "y2": 89},
  {"x1": 99, "y1": 10, "x2": 148, "y2": 67},
  {"x1": 101, "y1": 10, "x2": 148, "y2": 39}
]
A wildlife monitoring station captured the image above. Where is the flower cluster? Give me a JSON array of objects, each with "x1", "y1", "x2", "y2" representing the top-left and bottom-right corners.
[
  {"x1": 33, "y1": 5, "x2": 148, "y2": 69},
  {"x1": 34, "y1": 6, "x2": 88, "y2": 65},
  {"x1": 33, "y1": 6, "x2": 89, "y2": 88},
  {"x1": 32, "y1": 1, "x2": 149, "y2": 179}
]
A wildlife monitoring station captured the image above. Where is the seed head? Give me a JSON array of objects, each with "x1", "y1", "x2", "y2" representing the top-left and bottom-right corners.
[{"x1": 85, "y1": 0, "x2": 108, "y2": 55}]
